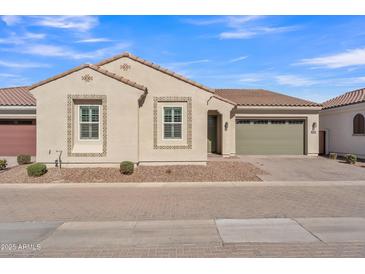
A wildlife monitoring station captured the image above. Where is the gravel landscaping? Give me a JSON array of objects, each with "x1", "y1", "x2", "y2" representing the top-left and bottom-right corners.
[{"x1": 0, "y1": 161, "x2": 265, "y2": 183}]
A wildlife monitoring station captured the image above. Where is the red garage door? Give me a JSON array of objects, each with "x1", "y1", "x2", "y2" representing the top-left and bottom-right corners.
[{"x1": 0, "y1": 124, "x2": 36, "y2": 156}]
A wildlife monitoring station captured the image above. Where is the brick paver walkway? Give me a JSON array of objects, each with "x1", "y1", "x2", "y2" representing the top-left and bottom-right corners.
[
  {"x1": 0, "y1": 184, "x2": 365, "y2": 222},
  {"x1": 1, "y1": 182, "x2": 365, "y2": 257}
]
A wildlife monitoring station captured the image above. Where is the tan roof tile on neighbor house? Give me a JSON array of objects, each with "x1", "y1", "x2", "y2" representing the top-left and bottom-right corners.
[
  {"x1": 322, "y1": 88, "x2": 365, "y2": 109},
  {"x1": 215, "y1": 88, "x2": 321, "y2": 107},
  {"x1": 0, "y1": 86, "x2": 35, "y2": 106},
  {"x1": 29, "y1": 64, "x2": 148, "y2": 92}
]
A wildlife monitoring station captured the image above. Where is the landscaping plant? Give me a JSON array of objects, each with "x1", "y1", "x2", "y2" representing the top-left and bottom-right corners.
[
  {"x1": 27, "y1": 163, "x2": 47, "y2": 177},
  {"x1": 17, "y1": 154, "x2": 31, "y2": 165},
  {"x1": 0, "y1": 159, "x2": 7, "y2": 170},
  {"x1": 120, "y1": 161, "x2": 134, "y2": 175},
  {"x1": 329, "y1": 153, "x2": 337, "y2": 160},
  {"x1": 345, "y1": 154, "x2": 357, "y2": 164}
]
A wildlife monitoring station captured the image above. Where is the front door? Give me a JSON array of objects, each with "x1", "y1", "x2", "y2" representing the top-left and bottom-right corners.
[{"x1": 207, "y1": 116, "x2": 217, "y2": 153}]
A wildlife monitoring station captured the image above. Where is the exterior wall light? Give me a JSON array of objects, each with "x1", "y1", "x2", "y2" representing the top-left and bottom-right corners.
[
  {"x1": 224, "y1": 122, "x2": 229, "y2": 131},
  {"x1": 311, "y1": 122, "x2": 317, "y2": 133}
]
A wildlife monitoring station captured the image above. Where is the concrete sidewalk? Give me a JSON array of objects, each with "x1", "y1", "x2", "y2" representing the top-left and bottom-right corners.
[{"x1": 1, "y1": 217, "x2": 365, "y2": 257}]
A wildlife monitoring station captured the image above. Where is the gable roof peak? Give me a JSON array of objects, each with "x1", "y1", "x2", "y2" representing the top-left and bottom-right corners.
[
  {"x1": 29, "y1": 63, "x2": 147, "y2": 92},
  {"x1": 96, "y1": 51, "x2": 216, "y2": 94}
]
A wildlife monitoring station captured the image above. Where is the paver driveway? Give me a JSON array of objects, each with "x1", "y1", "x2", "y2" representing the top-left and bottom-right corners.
[{"x1": 240, "y1": 156, "x2": 365, "y2": 181}]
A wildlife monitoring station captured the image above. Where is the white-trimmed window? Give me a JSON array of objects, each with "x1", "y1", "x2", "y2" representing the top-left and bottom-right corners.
[
  {"x1": 79, "y1": 105, "x2": 100, "y2": 140},
  {"x1": 163, "y1": 107, "x2": 182, "y2": 139}
]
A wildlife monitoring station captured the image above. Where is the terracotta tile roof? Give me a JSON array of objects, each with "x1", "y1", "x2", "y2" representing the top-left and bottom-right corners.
[
  {"x1": 29, "y1": 64, "x2": 148, "y2": 92},
  {"x1": 322, "y1": 88, "x2": 365, "y2": 109},
  {"x1": 0, "y1": 86, "x2": 35, "y2": 106},
  {"x1": 215, "y1": 89, "x2": 321, "y2": 107},
  {"x1": 96, "y1": 52, "x2": 215, "y2": 94}
]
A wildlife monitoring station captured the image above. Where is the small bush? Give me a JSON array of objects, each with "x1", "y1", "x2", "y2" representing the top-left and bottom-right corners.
[
  {"x1": 329, "y1": 153, "x2": 337, "y2": 160},
  {"x1": 27, "y1": 163, "x2": 47, "y2": 177},
  {"x1": 0, "y1": 159, "x2": 7, "y2": 170},
  {"x1": 165, "y1": 168, "x2": 172, "y2": 174},
  {"x1": 120, "y1": 161, "x2": 134, "y2": 175},
  {"x1": 345, "y1": 154, "x2": 357, "y2": 164},
  {"x1": 17, "y1": 155, "x2": 31, "y2": 165}
]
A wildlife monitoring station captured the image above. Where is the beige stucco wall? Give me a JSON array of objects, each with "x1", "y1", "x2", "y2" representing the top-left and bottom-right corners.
[
  {"x1": 320, "y1": 102, "x2": 365, "y2": 158},
  {"x1": 101, "y1": 57, "x2": 235, "y2": 164},
  {"x1": 31, "y1": 67, "x2": 144, "y2": 167},
  {"x1": 234, "y1": 107, "x2": 320, "y2": 156}
]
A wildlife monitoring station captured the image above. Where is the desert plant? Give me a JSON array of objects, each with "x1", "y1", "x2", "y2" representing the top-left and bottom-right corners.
[
  {"x1": 329, "y1": 153, "x2": 337, "y2": 160},
  {"x1": 0, "y1": 159, "x2": 7, "y2": 170},
  {"x1": 17, "y1": 155, "x2": 31, "y2": 165},
  {"x1": 165, "y1": 168, "x2": 172, "y2": 174},
  {"x1": 345, "y1": 154, "x2": 357, "y2": 164},
  {"x1": 27, "y1": 163, "x2": 47, "y2": 177},
  {"x1": 120, "y1": 161, "x2": 134, "y2": 175}
]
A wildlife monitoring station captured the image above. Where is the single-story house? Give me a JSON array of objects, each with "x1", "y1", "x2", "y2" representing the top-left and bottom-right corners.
[
  {"x1": 0, "y1": 52, "x2": 321, "y2": 167},
  {"x1": 319, "y1": 88, "x2": 365, "y2": 159}
]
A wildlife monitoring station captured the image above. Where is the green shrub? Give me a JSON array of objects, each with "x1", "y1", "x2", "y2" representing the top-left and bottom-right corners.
[
  {"x1": 0, "y1": 159, "x2": 7, "y2": 170},
  {"x1": 17, "y1": 155, "x2": 31, "y2": 165},
  {"x1": 27, "y1": 163, "x2": 47, "y2": 177},
  {"x1": 345, "y1": 154, "x2": 357, "y2": 164},
  {"x1": 329, "y1": 153, "x2": 337, "y2": 160},
  {"x1": 120, "y1": 161, "x2": 134, "y2": 175}
]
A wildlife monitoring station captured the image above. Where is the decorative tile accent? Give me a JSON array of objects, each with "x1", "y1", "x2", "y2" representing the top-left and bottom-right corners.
[
  {"x1": 153, "y1": 96, "x2": 192, "y2": 149},
  {"x1": 67, "y1": 94, "x2": 107, "y2": 157},
  {"x1": 120, "y1": 63, "x2": 131, "y2": 71},
  {"x1": 81, "y1": 74, "x2": 93, "y2": 82}
]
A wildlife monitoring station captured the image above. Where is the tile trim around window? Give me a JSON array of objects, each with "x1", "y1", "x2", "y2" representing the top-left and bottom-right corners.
[
  {"x1": 67, "y1": 94, "x2": 107, "y2": 157},
  {"x1": 153, "y1": 96, "x2": 192, "y2": 149}
]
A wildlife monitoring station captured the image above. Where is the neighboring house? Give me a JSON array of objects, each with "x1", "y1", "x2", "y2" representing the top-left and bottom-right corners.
[
  {"x1": 319, "y1": 88, "x2": 365, "y2": 159},
  {"x1": 0, "y1": 52, "x2": 321, "y2": 167},
  {"x1": 0, "y1": 86, "x2": 36, "y2": 157}
]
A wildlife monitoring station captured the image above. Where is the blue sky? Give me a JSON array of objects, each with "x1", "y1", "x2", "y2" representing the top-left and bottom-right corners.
[{"x1": 0, "y1": 15, "x2": 365, "y2": 102}]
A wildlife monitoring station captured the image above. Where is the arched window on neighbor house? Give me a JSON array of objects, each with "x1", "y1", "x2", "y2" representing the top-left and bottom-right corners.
[{"x1": 353, "y1": 113, "x2": 365, "y2": 134}]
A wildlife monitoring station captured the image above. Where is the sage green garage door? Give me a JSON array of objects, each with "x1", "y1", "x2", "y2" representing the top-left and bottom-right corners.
[{"x1": 236, "y1": 119, "x2": 305, "y2": 155}]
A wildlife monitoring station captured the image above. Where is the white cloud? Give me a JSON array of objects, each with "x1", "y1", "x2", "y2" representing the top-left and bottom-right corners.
[
  {"x1": 0, "y1": 32, "x2": 46, "y2": 45},
  {"x1": 24, "y1": 44, "x2": 70, "y2": 57},
  {"x1": 239, "y1": 73, "x2": 264, "y2": 83},
  {"x1": 76, "y1": 38, "x2": 112, "y2": 43},
  {"x1": 0, "y1": 73, "x2": 18, "y2": 77},
  {"x1": 10, "y1": 42, "x2": 131, "y2": 60},
  {"x1": 275, "y1": 74, "x2": 318, "y2": 86},
  {"x1": 183, "y1": 16, "x2": 261, "y2": 27},
  {"x1": 298, "y1": 48, "x2": 365, "y2": 69},
  {"x1": 0, "y1": 60, "x2": 50, "y2": 68},
  {"x1": 184, "y1": 16, "x2": 297, "y2": 40},
  {"x1": 1, "y1": 16, "x2": 98, "y2": 32},
  {"x1": 225, "y1": 16, "x2": 263, "y2": 28},
  {"x1": 163, "y1": 59, "x2": 210, "y2": 70},
  {"x1": 219, "y1": 25, "x2": 299, "y2": 40},
  {"x1": 1, "y1": 16, "x2": 22, "y2": 26},
  {"x1": 229, "y1": 56, "x2": 248, "y2": 63},
  {"x1": 220, "y1": 30, "x2": 256, "y2": 39},
  {"x1": 31, "y1": 16, "x2": 98, "y2": 31}
]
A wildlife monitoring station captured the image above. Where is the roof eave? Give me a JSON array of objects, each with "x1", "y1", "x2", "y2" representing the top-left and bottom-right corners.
[
  {"x1": 237, "y1": 105, "x2": 322, "y2": 110},
  {"x1": 28, "y1": 64, "x2": 147, "y2": 92}
]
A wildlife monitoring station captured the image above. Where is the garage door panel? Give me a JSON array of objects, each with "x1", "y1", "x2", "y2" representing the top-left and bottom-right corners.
[
  {"x1": 236, "y1": 120, "x2": 304, "y2": 155},
  {"x1": 0, "y1": 125, "x2": 36, "y2": 156}
]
